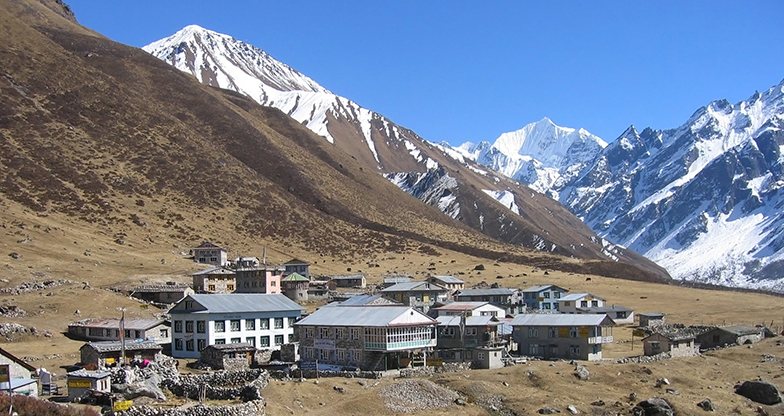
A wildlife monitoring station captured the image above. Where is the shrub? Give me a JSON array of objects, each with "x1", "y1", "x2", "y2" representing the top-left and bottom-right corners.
[{"x1": 0, "y1": 393, "x2": 100, "y2": 416}]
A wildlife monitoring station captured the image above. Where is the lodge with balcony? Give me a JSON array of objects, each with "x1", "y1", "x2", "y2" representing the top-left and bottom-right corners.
[{"x1": 511, "y1": 314, "x2": 615, "y2": 361}]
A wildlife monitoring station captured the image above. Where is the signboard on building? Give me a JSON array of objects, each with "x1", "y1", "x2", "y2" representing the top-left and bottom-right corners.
[
  {"x1": 314, "y1": 339, "x2": 335, "y2": 349},
  {"x1": 68, "y1": 379, "x2": 92, "y2": 388},
  {"x1": 114, "y1": 400, "x2": 133, "y2": 411},
  {"x1": 0, "y1": 364, "x2": 9, "y2": 383}
]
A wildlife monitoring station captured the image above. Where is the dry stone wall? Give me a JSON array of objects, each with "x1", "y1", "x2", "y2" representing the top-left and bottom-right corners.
[{"x1": 117, "y1": 399, "x2": 265, "y2": 416}]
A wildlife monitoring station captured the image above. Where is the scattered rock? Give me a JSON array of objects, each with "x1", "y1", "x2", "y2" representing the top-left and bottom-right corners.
[
  {"x1": 567, "y1": 404, "x2": 579, "y2": 414},
  {"x1": 629, "y1": 392, "x2": 638, "y2": 402},
  {"x1": 591, "y1": 400, "x2": 605, "y2": 406},
  {"x1": 538, "y1": 407, "x2": 561, "y2": 414},
  {"x1": 454, "y1": 398, "x2": 466, "y2": 406},
  {"x1": 735, "y1": 380, "x2": 782, "y2": 405},
  {"x1": 697, "y1": 398, "x2": 715, "y2": 411},
  {"x1": 574, "y1": 364, "x2": 590, "y2": 380},
  {"x1": 665, "y1": 388, "x2": 679, "y2": 395},
  {"x1": 8, "y1": 252, "x2": 20, "y2": 260},
  {"x1": 332, "y1": 385, "x2": 346, "y2": 394},
  {"x1": 655, "y1": 377, "x2": 670, "y2": 387},
  {"x1": 632, "y1": 397, "x2": 674, "y2": 416}
]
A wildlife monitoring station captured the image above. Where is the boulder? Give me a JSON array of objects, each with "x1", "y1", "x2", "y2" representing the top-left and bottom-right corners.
[
  {"x1": 538, "y1": 407, "x2": 561, "y2": 414},
  {"x1": 632, "y1": 397, "x2": 674, "y2": 416},
  {"x1": 574, "y1": 364, "x2": 590, "y2": 381},
  {"x1": 735, "y1": 380, "x2": 782, "y2": 405},
  {"x1": 697, "y1": 398, "x2": 715, "y2": 411}
]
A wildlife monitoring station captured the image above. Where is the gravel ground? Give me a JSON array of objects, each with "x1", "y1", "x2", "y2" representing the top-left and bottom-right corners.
[{"x1": 378, "y1": 379, "x2": 459, "y2": 413}]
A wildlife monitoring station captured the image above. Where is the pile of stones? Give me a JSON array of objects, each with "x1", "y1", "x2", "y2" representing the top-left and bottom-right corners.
[{"x1": 378, "y1": 379, "x2": 460, "y2": 413}]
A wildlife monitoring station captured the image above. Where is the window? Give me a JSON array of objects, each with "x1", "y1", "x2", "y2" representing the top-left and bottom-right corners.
[
  {"x1": 186, "y1": 340, "x2": 194, "y2": 351},
  {"x1": 591, "y1": 300, "x2": 598, "y2": 307},
  {"x1": 124, "y1": 329, "x2": 131, "y2": 338},
  {"x1": 197, "y1": 339, "x2": 206, "y2": 351},
  {"x1": 527, "y1": 327, "x2": 539, "y2": 338},
  {"x1": 231, "y1": 337, "x2": 241, "y2": 343},
  {"x1": 337, "y1": 349, "x2": 346, "y2": 361},
  {"x1": 617, "y1": 311, "x2": 627, "y2": 319},
  {"x1": 529, "y1": 344, "x2": 539, "y2": 355},
  {"x1": 208, "y1": 285, "x2": 216, "y2": 291},
  {"x1": 288, "y1": 317, "x2": 296, "y2": 328},
  {"x1": 215, "y1": 321, "x2": 225, "y2": 332},
  {"x1": 245, "y1": 319, "x2": 256, "y2": 331},
  {"x1": 135, "y1": 330, "x2": 141, "y2": 338},
  {"x1": 275, "y1": 334, "x2": 284, "y2": 345},
  {"x1": 564, "y1": 301, "x2": 571, "y2": 306},
  {"x1": 260, "y1": 318, "x2": 269, "y2": 330},
  {"x1": 580, "y1": 301, "x2": 588, "y2": 307},
  {"x1": 197, "y1": 321, "x2": 206, "y2": 333},
  {"x1": 274, "y1": 318, "x2": 284, "y2": 329},
  {"x1": 230, "y1": 320, "x2": 241, "y2": 332},
  {"x1": 174, "y1": 339, "x2": 183, "y2": 350},
  {"x1": 210, "y1": 257, "x2": 217, "y2": 263},
  {"x1": 466, "y1": 327, "x2": 477, "y2": 336},
  {"x1": 214, "y1": 338, "x2": 225, "y2": 344},
  {"x1": 160, "y1": 329, "x2": 168, "y2": 338},
  {"x1": 569, "y1": 345, "x2": 580, "y2": 356},
  {"x1": 477, "y1": 352, "x2": 485, "y2": 360},
  {"x1": 569, "y1": 327, "x2": 579, "y2": 338},
  {"x1": 554, "y1": 292, "x2": 561, "y2": 298},
  {"x1": 185, "y1": 301, "x2": 194, "y2": 309},
  {"x1": 260, "y1": 336, "x2": 270, "y2": 347},
  {"x1": 319, "y1": 348, "x2": 331, "y2": 360},
  {"x1": 227, "y1": 284, "x2": 234, "y2": 291},
  {"x1": 543, "y1": 292, "x2": 550, "y2": 298},
  {"x1": 271, "y1": 281, "x2": 276, "y2": 287},
  {"x1": 288, "y1": 334, "x2": 295, "y2": 343},
  {"x1": 336, "y1": 328, "x2": 345, "y2": 339},
  {"x1": 320, "y1": 328, "x2": 330, "y2": 338},
  {"x1": 246, "y1": 337, "x2": 256, "y2": 347},
  {"x1": 185, "y1": 321, "x2": 194, "y2": 333},
  {"x1": 174, "y1": 321, "x2": 183, "y2": 333},
  {"x1": 349, "y1": 350, "x2": 362, "y2": 363},
  {"x1": 543, "y1": 303, "x2": 551, "y2": 310},
  {"x1": 350, "y1": 328, "x2": 360, "y2": 340},
  {"x1": 650, "y1": 341, "x2": 660, "y2": 351},
  {"x1": 305, "y1": 327, "x2": 314, "y2": 338}
]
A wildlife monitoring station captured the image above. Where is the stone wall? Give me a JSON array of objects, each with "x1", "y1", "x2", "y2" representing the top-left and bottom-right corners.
[
  {"x1": 271, "y1": 369, "x2": 382, "y2": 380},
  {"x1": 161, "y1": 369, "x2": 269, "y2": 401},
  {"x1": 117, "y1": 399, "x2": 265, "y2": 416}
]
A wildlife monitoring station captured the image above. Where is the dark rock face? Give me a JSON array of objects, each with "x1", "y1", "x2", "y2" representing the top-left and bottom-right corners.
[
  {"x1": 632, "y1": 397, "x2": 674, "y2": 416},
  {"x1": 735, "y1": 380, "x2": 782, "y2": 405}
]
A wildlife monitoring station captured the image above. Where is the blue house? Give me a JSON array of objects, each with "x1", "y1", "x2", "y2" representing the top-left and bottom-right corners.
[{"x1": 520, "y1": 285, "x2": 567, "y2": 311}]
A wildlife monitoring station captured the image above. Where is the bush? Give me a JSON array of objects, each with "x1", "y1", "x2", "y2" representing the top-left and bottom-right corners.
[{"x1": 0, "y1": 393, "x2": 100, "y2": 416}]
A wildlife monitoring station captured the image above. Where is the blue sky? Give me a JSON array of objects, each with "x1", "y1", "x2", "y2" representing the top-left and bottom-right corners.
[{"x1": 66, "y1": 1, "x2": 784, "y2": 145}]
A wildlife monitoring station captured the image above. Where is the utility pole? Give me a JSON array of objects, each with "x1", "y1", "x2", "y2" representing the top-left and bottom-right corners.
[{"x1": 118, "y1": 308, "x2": 126, "y2": 365}]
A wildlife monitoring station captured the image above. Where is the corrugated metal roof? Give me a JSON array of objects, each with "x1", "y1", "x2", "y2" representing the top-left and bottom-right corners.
[
  {"x1": 83, "y1": 340, "x2": 162, "y2": 353},
  {"x1": 282, "y1": 272, "x2": 309, "y2": 282},
  {"x1": 511, "y1": 314, "x2": 614, "y2": 327},
  {"x1": 295, "y1": 305, "x2": 437, "y2": 327},
  {"x1": 455, "y1": 288, "x2": 514, "y2": 296},
  {"x1": 433, "y1": 301, "x2": 490, "y2": 311},
  {"x1": 171, "y1": 293, "x2": 304, "y2": 314},
  {"x1": 638, "y1": 312, "x2": 666, "y2": 318},
  {"x1": 329, "y1": 274, "x2": 365, "y2": 280},
  {"x1": 381, "y1": 281, "x2": 448, "y2": 292},
  {"x1": 67, "y1": 369, "x2": 111, "y2": 379},
  {"x1": 207, "y1": 342, "x2": 255, "y2": 351},
  {"x1": 521, "y1": 284, "x2": 566, "y2": 293},
  {"x1": 559, "y1": 292, "x2": 605, "y2": 302},
  {"x1": 192, "y1": 267, "x2": 235, "y2": 276},
  {"x1": 430, "y1": 275, "x2": 464, "y2": 284},
  {"x1": 718, "y1": 325, "x2": 761, "y2": 336},
  {"x1": 283, "y1": 258, "x2": 310, "y2": 266},
  {"x1": 70, "y1": 318, "x2": 165, "y2": 330},
  {"x1": 576, "y1": 306, "x2": 633, "y2": 313},
  {"x1": 436, "y1": 315, "x2": 500, "y2": 327}
]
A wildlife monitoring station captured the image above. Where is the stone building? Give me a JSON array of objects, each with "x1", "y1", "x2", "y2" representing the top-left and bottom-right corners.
[
  {"x1": 192, "y1": 267, "x2": 236, "y2": 293},
  {"x1": 295, "y1": 305, "x2": 438, "y2": 371},
  {"x1": 426, "y1": 275, "x2": 465, "y2": 294},
  {"x1": 0, "y1": 346, "x2": 38, "y2": 397},
  {"x1": 80, "y1": 340, "x2": 162, "y2": 369},
  {"x1": 511, "y1": 314, "x2": 615, "y2": 361},
  {"x1": 696, "y1": 325, "x2": 764, "y2": 350},
  {"x1": 282, "y1": 272, "x2": 310, "y2": 301},
  {"x1": 642, "y1": 332, "x2": 697, "y2": 357},
  {"x1": 574, "y1": 305, "x2": 635, "y2": 325},
  {"x1": 381, "y1": 281, "x2": 449, "y2": 314},
  {"x1": 233, "y1": 256, "x2": 284, "y2": 294},
  {"x1": 192, "y1": 242, "x2": 228, "y2": 266},
  {"x1": 327, "y1": 274, "x2": 367, "y2": 289},
  {"x1": 68, "y1": 318, "x2": 170, "y2": 344},
  {"x1": 200, "y1": 343, "x2": 257, "y2": 370},
  {"x1": 66, "y1": 369, "x2": 111, "y2": 402},
  {"x1": 454, "y1": 288, "x2": 521, "y2": 316},
  {"x1": 283, "y1": 258, "x2": 311, "y2": 279},
  {"x1": 434, "y1": 315, "x2": 505, "y2": 365},
  {"x1": 131, "y1": 282, "x2": 194, "y2": 304},
  {"x1": 638, "y1": 312, "x2": 666, "y2": 328},
  {"x1": 169, "y1": 293, "x2": 303, "y2": 359}
]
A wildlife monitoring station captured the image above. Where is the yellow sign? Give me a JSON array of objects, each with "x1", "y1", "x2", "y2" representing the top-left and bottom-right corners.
[
  {"x1": 426, "y1": 357, "x2": 443, "y2": 366},
  {"x1": 113, "y1": 400, "x2": 133, "y2": 411},
  {"x1": 558, "y1": 327, "x2": 569, "y2": 337},
  {"x1": 537, "y1": 297, "x2": 544, "y2": 301},
  {"x1": 105, "y1": 358, "x2": 115, "y2": 364},
  {"x1": 68, "y1": 380, "x2": 92, "y2": 388},
  {"x1": 0, "y1": 364, "x2": 9, "y2": 383},
  {"x1": 578, "y1": 326, "x2": 589, "y2": 337},
  {"x1": 633, "y1": 329, "x2": 646, "y2": 337}
]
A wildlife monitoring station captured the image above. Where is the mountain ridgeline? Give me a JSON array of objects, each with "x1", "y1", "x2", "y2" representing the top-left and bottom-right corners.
[
  {"x1": 0, "y1": 2, "x2": 669, "y2": 283},
  {"x1": 142, "y1": 25, "x2": 668, "y2": 281},
  {"x1": 452, "y1": 83, "x2": 784, "y2": 292}
]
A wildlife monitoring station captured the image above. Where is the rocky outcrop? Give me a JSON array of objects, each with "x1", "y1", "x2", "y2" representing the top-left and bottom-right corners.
[{"x1": 735, "y1": 380, "x2": 782, "y2": 405}]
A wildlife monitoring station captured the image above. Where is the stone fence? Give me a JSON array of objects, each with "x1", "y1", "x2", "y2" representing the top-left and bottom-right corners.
[
  {"x1": 117, "y1": 399, "x2": 265, "y2": 416},
  {"x1": 270, "y1": 369, "x2": 382, "y2": 380},
  {"x1": 161, "y1": 369, "x2": 269, "y2": 401}
]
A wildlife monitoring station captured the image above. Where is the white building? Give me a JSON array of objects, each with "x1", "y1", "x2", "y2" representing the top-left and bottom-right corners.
[
  {"x1": 168, "y1": 293, "x2": 304, "y2": 359},
  {"x1": 557, "y1": 293, "x2": 606, "y2": 314},
  {"x1": 431, "y1": 301, "x2": 507, "y2": 318}
]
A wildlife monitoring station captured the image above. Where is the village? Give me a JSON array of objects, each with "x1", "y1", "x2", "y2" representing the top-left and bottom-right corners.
[{"x1": 0, "y1": 241, "x2": 782, "y2": 415}]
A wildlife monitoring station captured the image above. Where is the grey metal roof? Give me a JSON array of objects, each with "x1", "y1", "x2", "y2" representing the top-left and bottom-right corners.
[
  {"x1": 522, "y1": 284, "x2": 566, "y2": 293},
  {"x1": 717, "y1": 325, "x2": 761, "y2": 336},
  {"x1": 576, "y1": 306, "x2": 633, "y2": 313},
  {"x1": 337, "y1": 294, "x2": 399, "y2": 306},
  {"x1": 82, "y1": 340, "x2": 162, "y2": 353},
  {"x1": 295, "y1": 305, "x2": 437, "y2": 327},
  {"x1": 192, "y1": 267, "x2": 235, "y2": 276},
  {"x1": 193, "y1": 242, "x2": 227, "y2": 250},
  {"x1": 639, "y1": 312, "x2": 666, "y2": 318},
  {"x1": 430, "y1": 275, "x2": 464, "y2": 284},
  {"x1": 381, "y1": 281, "x2": 448, "y2": 292},
  {"x1": 70, "y1": 318, "x2": 165, "y2": 331},
  {"x1": 206, "y1": 342, "x2": 255, "y2": 352},
  {"x1": 643, "y1": 331, "x2": 695, "y2": 342},
  {"x1": 559, "y1": 292, "x2": 605, "y2": 302},
  {"x1": 455, "y1": 288, "x2": 514, "y2": 297},
  {"x1": 283, "y1": 258, "x2": 310, "y2": 266},
  {"x1": 511, "y1": 314, "x2": 614, "y2": 327},
  {"x1": 433, "y1": 301, "x2": 490, "y2": 311},
  {"x1": 436, "y1": 315, "x2": 501, "y2": 327},
  {"x1": 329, "y1": 274, "x2": 366, "y2": 280},
  {"x1": 67, "y1": 369, "x2": 111, "y2": 379},
  {"x1": 171, "y1": 293, "x2": 304, "y2": 314}
]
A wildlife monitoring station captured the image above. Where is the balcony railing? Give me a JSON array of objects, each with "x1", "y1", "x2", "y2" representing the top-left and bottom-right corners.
[{"x1": 587, "y1": 336, "x2": 613, "y2": 344}]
